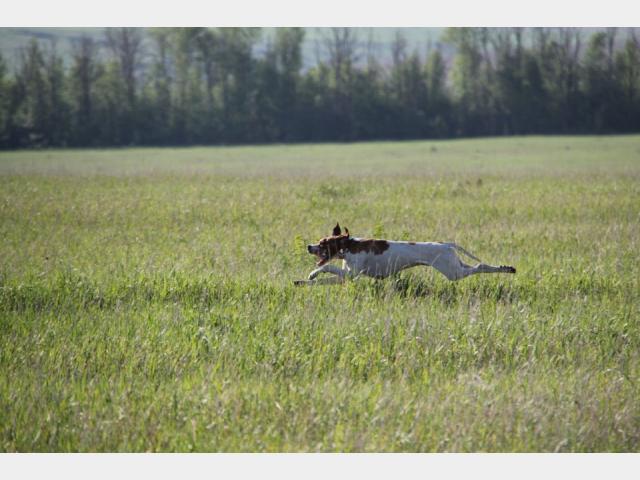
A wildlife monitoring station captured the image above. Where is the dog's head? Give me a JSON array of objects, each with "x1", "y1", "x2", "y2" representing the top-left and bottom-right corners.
[{"x1": 307, "y1": 223, "x2": 351, "y2": 266}]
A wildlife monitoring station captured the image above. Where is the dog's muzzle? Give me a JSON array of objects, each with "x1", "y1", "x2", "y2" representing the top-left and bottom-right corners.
[
  {"x1": 307, "y1": 244, "x2": 321, "y2": 255},
  {"x1": 307, "y1": 244, "x2": 328, "y2": 266}
]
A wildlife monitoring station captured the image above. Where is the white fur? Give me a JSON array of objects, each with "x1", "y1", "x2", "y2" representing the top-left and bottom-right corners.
[{"x1": 307, "y1": 239, "x2": 514, "y2": 282}]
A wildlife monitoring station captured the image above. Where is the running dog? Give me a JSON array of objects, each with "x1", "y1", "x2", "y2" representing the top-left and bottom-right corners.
[{"x1": 301, "y1": 223, "x2": 515, "y2": 284}]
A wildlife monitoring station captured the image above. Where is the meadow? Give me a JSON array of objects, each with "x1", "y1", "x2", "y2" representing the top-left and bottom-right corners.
[{"x1": 0, "y1": 135, "x2": 639, "y2": 451}]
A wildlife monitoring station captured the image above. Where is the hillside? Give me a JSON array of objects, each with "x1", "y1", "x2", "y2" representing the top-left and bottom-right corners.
[{"x1": 0, "y1": 27, "x2": 443, "y2": 68}]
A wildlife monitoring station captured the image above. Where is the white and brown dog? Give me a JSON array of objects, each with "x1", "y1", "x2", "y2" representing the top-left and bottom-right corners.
[{"x1": 301, "y1": 223, "x2": 515, "y2": 284}]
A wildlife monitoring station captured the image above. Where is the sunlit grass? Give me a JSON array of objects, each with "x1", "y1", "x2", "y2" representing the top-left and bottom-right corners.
[{"x1": 0, "y1": 136, "x2": 639, "y2": 451}]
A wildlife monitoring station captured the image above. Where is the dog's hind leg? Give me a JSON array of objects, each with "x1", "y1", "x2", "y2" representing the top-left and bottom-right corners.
[
  {"x1": 459, "y1": 263, "x2": 516, "y2": 279},
  {"x1": 427, "y1": 249, "x2": 515, "y2": 281},
  {"x1": 422, "y1": 250, "x2": 467, "y2": 281}
]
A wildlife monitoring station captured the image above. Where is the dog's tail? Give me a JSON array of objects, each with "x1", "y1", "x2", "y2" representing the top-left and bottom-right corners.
[{"x1": 446, "y1": 243, "x2": 482, "y2": 263}]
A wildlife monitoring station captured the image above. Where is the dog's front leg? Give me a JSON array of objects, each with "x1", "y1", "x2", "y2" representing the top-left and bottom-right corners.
[{"x1": 308, "y1": 264, "x2": 347, "y2": 281}]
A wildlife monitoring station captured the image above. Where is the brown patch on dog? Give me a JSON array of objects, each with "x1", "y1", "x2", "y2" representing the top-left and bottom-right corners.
[
  {"x1": 315, "y1": 233, "x2": 351, "y2": 266},
  {"x1": 345, "y1": 238, "x2": 390, "y2": 255},
  {"x1": 311, "y1": 225, "x2": 389, "y2": 265}
]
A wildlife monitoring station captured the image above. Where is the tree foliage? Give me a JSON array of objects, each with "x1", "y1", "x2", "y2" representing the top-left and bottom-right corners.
[{"x1": 1, "y1": 27, "x2": 639, "y2": 148}]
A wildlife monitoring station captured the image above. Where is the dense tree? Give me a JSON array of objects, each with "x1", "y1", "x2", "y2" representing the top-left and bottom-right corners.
[
  {"x1": 272, "y1": 27, "x2": 305, "y2": 141},
  {"x1": 12, "y1": 40, "x2": 47, "y2": 146},
  {"x1": 145, "y1": 28, "x2": 174, "y2": 144},
  {"x1": 195, "y1": 28, "x2": 220, "y2": 142},
  {"x1": 536, "y1": 28, "x2": 585, "y2": 133},
  {"x1": 615, "y1": 30, "x2": 640, "y2": 131},
  {"x1": 583, "y1": 30, "x2": 620, "y2": 132},
  {"x1": 445, "y1": 28, "x2": 495, "y2": 136},
  {"x1": 215, "y1": 28, "x2": 261, "y2": 143},
  {"x1": 104, "y1": 28, "x2": 143, "y2": 144},
  {"x1": 322, "y1": 27, "x2": 360, "y2": 140},
  {"x1": 0, "y1": 27, "x2": 639, "y2": 149},
  {"x1": 169, "y1": 28, "x2": 206, "y2": 144},
  {"x1": 9, "y1": 39, "x2": 69, "y2": 146},
  {"x1": 69, "y1": 36, "x2": 101, "y2": 145},
  {"x1": 424, "y1": 47, "x2": 451, "y2": 137},
  {"x1": 43, "y1": 43, "x2": 69, "y2": 145},
  {"x1": 388, "y1": 31, "x2": 428, "y2": 138},
  {"x1": 0, "y1": 53, "x2": 10, "y2": 146}
]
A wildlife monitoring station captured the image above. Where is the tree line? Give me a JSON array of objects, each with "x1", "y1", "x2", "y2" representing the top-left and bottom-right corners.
[{"x1": 0, "y1": 27, "x2": 639, "y2": 149}]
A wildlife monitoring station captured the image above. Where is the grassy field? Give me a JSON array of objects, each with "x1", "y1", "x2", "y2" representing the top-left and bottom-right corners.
[{"x1": 0, "y1": 136, "x2": 639, "y2": 452}]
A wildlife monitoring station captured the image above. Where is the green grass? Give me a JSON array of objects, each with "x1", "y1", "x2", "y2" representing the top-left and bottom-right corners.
[{"x1": 1, "y1": 136, "x2": 639, "y2": 452}]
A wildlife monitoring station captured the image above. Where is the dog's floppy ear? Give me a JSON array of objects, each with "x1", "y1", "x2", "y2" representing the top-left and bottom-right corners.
[
  {"x1": 332, "y1": 223, "x2": 341, "y2": 236},
  {"x1": 344, "y1": 227, "x2": 350, "y2": 237}
]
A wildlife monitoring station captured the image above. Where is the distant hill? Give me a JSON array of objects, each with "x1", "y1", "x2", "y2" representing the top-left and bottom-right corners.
[
  {"x1": 0, "y1": 28, "x2": 104, "y2": 62},
  {"x1": 0, "y1": 27, "x2": 445, "y2": 68},
  {"x1": 1, "y1": 27, "x2": 634, "y2": 71}
]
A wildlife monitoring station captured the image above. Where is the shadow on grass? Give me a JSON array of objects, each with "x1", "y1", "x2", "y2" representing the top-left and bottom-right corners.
[
  {"x1": 382, "y1": 275, "x2": 520, "y2": 304},
  {"x1": 2, "y1": 268, "x2": 630, "y2": 313}
]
